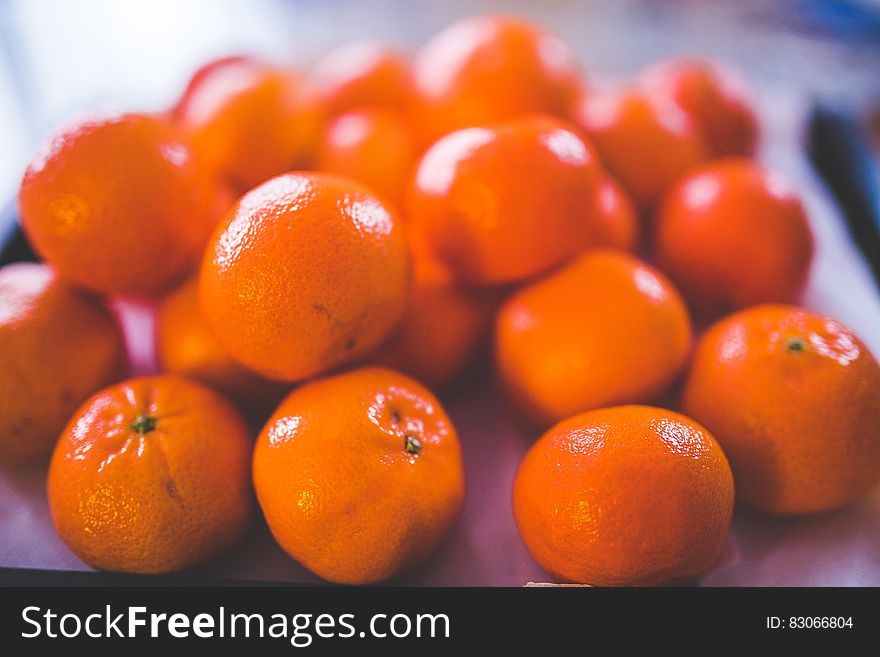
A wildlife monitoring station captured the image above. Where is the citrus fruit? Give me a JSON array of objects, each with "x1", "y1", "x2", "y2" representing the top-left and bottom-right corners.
[
  {"x1": 200, "y1": 171, "x2": 409, "y2": 381},
  {"x1": 413, "y1": 15, "x2": 581, "y2": 141},
  {"x1": 589, "y1": 173, "x2": 640, "y2": 253},
  {"x1": 513, "y1": 405, "x2": 734, "y2": 586},
  {"x1": 0, "y1": 263, "x2": 126, "y2": 464},
  {"x1": 655, "y1": 159, "x2": 814, "y2": 317},
  {"x1": 408, "y1": 114, "x2": 600, "y2": 285},
  {"x1": 639, "y1": 57, "x2": 759, "y2": 158},
  {"x1": 253, "y1": 366, "x2": 465, "y2": 584},
  {"x1": 371, "y1": 231, "x2": 492, "y2": 388},
  {"x1": 47, "y1": 375, "x2": 253, "y2": 573},
  {"x1": 496, "y1": 250, "x2": 692, "y2": 427},
  {"x1": 301, "y1": 41, "x2": 414, "y2": 116},
  {"x1": 18, "y1": 113, "x2": 224, "y2": 296},
  {"x1": 681, "y1": 304, "x2": 880, "y2": 514},
  {"x1": 315, "y1": 108, "x2": 419, "y2": 210},
  {"x1": 573, "y1": 87, "x2": 708, "y2": 208},
  {"x1": 174, "y1": 58, "x2": 308, "y2": 191},
  {"x1": 155, "y1": 274, "x2": 288, "y2": 413}
]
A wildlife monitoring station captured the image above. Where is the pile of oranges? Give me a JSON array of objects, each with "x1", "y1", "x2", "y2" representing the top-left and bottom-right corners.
[{"x1": 3, "y1": 14, "x2": 879, "y2": 586}]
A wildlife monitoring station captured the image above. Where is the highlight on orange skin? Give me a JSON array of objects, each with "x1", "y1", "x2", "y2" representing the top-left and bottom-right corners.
[
  {"x1": 495, "y1": 249, "x2": 693, "y2": 428},
  {"x1": 654, "y1": 159, "x2": 814, "y2": 318},
  {"x1": 155, "y1": 275, "x2": 288, "y2": 415},
  {"x1": 174, "y1": 57, "x2": 311, "y2": 192},
  {"x1": 408, "y1": 113, "x2": 602, "y2": 285},
  {"x1": 315, "y1": 108, "x2": 420, "y2": 211},
  {"x1": 412, "y1": 14, "x2": 582, "y2": 142},
  {"x1": 573, "y1": 86, "x2": 709, "y2": 209},
  {"x1": 638, "y1": 57, "x2": 760, "y2": 158},
  {"x1": 300, "y1": 40, "x2": 415, "y2": 117}
]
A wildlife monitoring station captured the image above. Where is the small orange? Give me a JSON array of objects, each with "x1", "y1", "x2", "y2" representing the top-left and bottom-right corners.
[
  {"x1": 371, "y1": 231, "x2": 493, "y2": 388},
  {"x1": 588, "y1": 173, "x2": 640, "y2": 253},
  {"x1": 412, "y1": 15, "x2": 582, "y2": 141},
  {"x1": 573, "y1": 87, "x2": 709, "y2": 208},
  {"x1": 253, "y1": 367, "x2": 465, "y2": 584},
  {"x1": 496, "y1": 250, "x2": 692, "y2": 428},
  {"x1": 408, "y1": 114, "x2": 601, "y2": 285},
  {"x1": 655, "y1": 159, "x2": 814, "y2": 317},
  {"x1": 155, "y1": 275, "x2": 288, "y2": 413},
  {"x1": 0, "y1": 263, "x2": 126, "y2": 464},
  {"x1": 174, "y1": 58, "x2": 309, "y2": 191},
  {"x1": 200, "y1": 172, "x2": 409, "y2": 381},
  {"x1": 513, "y1": 405, "x2": 734, "y2": 586},
  {"x1": 681, "y1": 304, "x2": 880, "y2": 514},
  {"x1": 639, "y1": 57, "x2": 759, "y2": 158},
  {"x1": 315, "y1": 109, "x2": 419, "y2": 210},
  {"x1": 47, "y1": 375, "x2": 253, "y2": 573},
  {"x1": 300, "y1": 41, "x2": 414, "y2": 117},
  {"x1": 18, "y1": 113, "x2": 224, "y2": 296}
]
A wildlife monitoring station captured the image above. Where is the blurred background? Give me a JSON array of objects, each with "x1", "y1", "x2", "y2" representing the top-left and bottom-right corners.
[{"x1": 1, "y1": 0, "x2": 880, "y2": 203}]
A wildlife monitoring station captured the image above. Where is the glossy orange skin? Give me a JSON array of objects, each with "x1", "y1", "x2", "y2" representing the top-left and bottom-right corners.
[
  {"x1": 588, "y1": 173, "x2": 640, "y2": 253},
  {"x1": 200, "y1": 172, "x2": 409, "y2": 382},
  {"x1": 413, "y1": 15, "x2": 582, "y2": 141},
  {"x1": 0, "y1": 263, "x2": 126, "y2": 464},
  {"x1": 682, "y1": 305, "x2": 880, "y2": 514},
  {"x1": 47, "y1": 376, "x2": 253, "y2": 573},
  {"x1": 301, "y1": 41, "x2": 414, "y2": 116},
  {"x1": 574, "y1": 87, "x2": 709, "y2": 208},
  {"x1": 655, "y1": 159, "x2": 814, "y2": 317},
  {"x1": 316, "y1": 109, "x2": 419, "y2": 210},
  {"x1": 371, "y1": 231, "x2": 493, "y2": 388},
  {"x1": 175, "y1": 58, "x2": 308, "y2": 191},
  {"x1": 156, "y1": 275, "x2": 288, "y2": 413},
  {"x1": 253, "y1": 367, "x2": 465, "y2": 584},
  {"x1": 18, "y1": 113, "x2": 224, "y2": 297},
  {"x1": 496, "y1": 250, "x2": 692, "y2": 428},
  {"x1": 513, "y1": 405, "x2": 734, "y2": 586},
  {"x1": 639, "y1": 57, "x2": 759, "y2": 158},
  {"x1": 408, "y1": 114, "x2": 601, "y2": 285}
]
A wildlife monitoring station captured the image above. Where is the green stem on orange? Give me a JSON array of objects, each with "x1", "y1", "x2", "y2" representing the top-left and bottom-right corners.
[
  {"x1": 130, "y1": 414, "x2": 157, "y2": 435},
  {"x1": 404, "y1": 434, "x2": 422, "y2": 455}
]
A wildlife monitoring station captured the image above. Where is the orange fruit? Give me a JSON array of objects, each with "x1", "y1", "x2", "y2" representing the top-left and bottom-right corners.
[
  {"x1": 0, "y1": 263, "x2": 126, "y2": 464},
  {"x1": 315, "y1": 108, "x2": 419, "y2": 210},
  {"x1": 639, "y1": 57, "x2": 759, "y2": 158},
  {"x1": 681, "y1": 304, "x2": 880, "y2": 514},
  {"x1": 513, "y1": 405, "x2": 734, "y2": 586},
  {"x1": 371, "y1": 231, "x2": 493, "y2": 388},
  {"x1": 18, "y1": 113, "x2": 224, "y2": 297},
  {"x1": 301, "y1": 41, "x2": 414, "y2": 117},
  {"x1": 408, "y1": 114, "x2": 601, "y2": 285},
  {"x1": 496, "y1": 250, "x2": 692, "y2": 428},
  {"x1": 155, "y1": 274, "x2": 288, "y2": 413},
  {"x1": 412, "y1": 15, "x2": 581, "y2": 141},
  {"x1": 573, "y1": 87, "x2": 709, "y2": 208},
  {"x1": 655, "y1": 159, "x2": 814, "y2": 317},
  {"x1": 200, "y1": 172, "x2": 409, "y2": 381},
  {"x1": 588, "y1": 173, "x2": 640, "y2": 252},
  {"x1": 174, "y1": 58, "x2": 308, "y2": 191},
  {"x1": 47, "y1": 375, "x2": 253, "y2": 573},
  {"x1": 253, "y1": 367, "x2": 465, "y2": 584}
]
